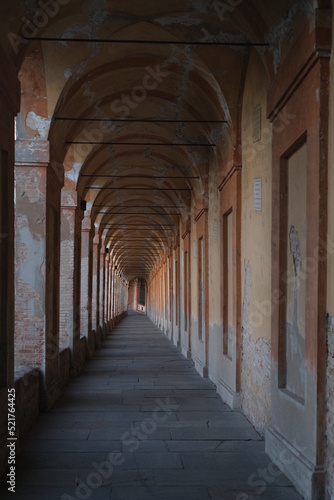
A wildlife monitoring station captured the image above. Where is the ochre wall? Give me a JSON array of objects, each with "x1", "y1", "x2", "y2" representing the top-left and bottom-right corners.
[{"x1": 240, "y1": 50, "x2": 272, "y2": 433}]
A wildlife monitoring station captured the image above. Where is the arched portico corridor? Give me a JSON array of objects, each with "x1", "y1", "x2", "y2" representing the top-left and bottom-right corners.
[
  {"x1": 0, "y1": 312, "x2": 301, "y2": 500},
  {"x1": 2, "y1": 2, "x2": 334, "y2": 499}
]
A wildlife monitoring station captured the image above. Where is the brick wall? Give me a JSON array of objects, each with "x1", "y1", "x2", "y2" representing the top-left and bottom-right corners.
[
  {"x1": 91, "y1": 237, "x2": 100, "y2": 331},
  {"x1": 80, "y1": 217, "x2": 93, "y2": 338},
  {"x1": 14, "y1": 166, "x2": 47, "y2": 369},
  {"x1": 59, "y1": 237, "x2": 74, "y2": 350}
]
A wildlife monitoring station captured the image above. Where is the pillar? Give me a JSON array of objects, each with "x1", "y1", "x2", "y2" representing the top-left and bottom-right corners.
[
  {"x1": 181, "y1": 223, "x2": 192, "y2": 358},
  {"x1": 135, "y1": 278, "x2": 138, "y2": 310},
  {"x1": 0, "y1": 48, "x2": 20, "y2": 478},
  {"x1": 92, "y1": 231, "x2": 100, "y2": 333},
  {"x1": 99, "y1": 243, "x2": 106, "y2": 335},
  {"x1": 168, "y1": 252, "x2": 173, "y2": 339},
  {"x1": 173, "y1": 242, "x2": 181, "y2": 348},
  {"x1": 104, "y1": 251, "x2": 110, "y2": 329},
  {"x1": 80, "y1": 215, "x2": 93, "y2": 345},
  {"x1": 59, "y1": 189, "x2": 82, "y2": 375},
  {"x1": 216, "y1": 166, "x2": 241, "y2": 409},
  {"x1": 108, "y1": 259, "x2": 117, "y2": 321},
  {"x1": 114, "y1": 269, "x2": 118, "y2": 319},
  {"x1": 15, "y1": 139, "x2": 63, "y2": 408},
  {"x1": 191, "y1": 207, "x2": 208, "y2": 377}
]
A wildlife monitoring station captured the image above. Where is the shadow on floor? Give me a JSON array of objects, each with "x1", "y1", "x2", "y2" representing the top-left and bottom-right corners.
[{"x1": 0, "y1": 313, "x2": 302, "y2": 500}]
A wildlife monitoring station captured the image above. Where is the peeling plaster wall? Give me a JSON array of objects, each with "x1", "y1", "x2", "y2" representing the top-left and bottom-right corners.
[
  {"x1": 14, "y1": 161, "x2": 62, "y2": 409},
  {"x1": 240, "y1": 50, "x2": 272, "y2": 434},
  {"x1": 15, "y1": 167, "x2": 47, "y2": 369},
  {"x1": 26, "y1": 111, "x2": 51, "y2": 139},
  {"x1": 242, "y1": 261, "x2": 271, "y2": 434},
  {"x1": 59, "y1": 205, "x2": 76, "y2": 350}
]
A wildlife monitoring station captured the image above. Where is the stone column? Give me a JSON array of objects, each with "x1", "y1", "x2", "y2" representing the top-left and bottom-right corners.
[
  {"x1": 113, "y1": 268, "x2": 118, "y2": 319},
  {"x1": 99, "y1": 243, "x2": 106, "y2": 335},
  {"x1": 0, "y1": 53, "x2": 19, "y2": 478},
  {"x1": 15, "y1": 139, "x2": 63, "y2": 408},
  {"x1": 109, "y1": 260, "x2": 114, "y2": 322},
  {"x1": 168, "y1": 253, "x2": 173, "y2": 339},
  {"x1": 59, "y1": 189, "x2": 82, "y2": 375},
  {"x1": 80, "y1": 215, "x2": 93, "y2": 343},
  {"x1": 135, "y1": 277, "x2": 138, "y2": 310},
  {"x1": 91, "y1": 232, "x2": 100, "y2": 333},
  {"x1": 104, "y1": 252, "x2": 110, "y2": 329},
  {"x1": 154, "y1": 270, "x2": 158, "y2": 324}
]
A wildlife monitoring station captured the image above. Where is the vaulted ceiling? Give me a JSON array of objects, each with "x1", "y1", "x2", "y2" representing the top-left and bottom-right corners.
[{"x1": 0, "y1": 0, "x2": 315, "y2": 281}]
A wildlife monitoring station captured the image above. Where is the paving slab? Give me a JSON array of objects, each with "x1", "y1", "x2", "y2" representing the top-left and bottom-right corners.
[
  {"x1": 16, "y1": 451, "x2": 109, "y2": 469},
  {"x1": 110, "y1": 485, "x2": 211, "y2": 499},
  {"x1": 170, "y1": 426, "x2": 262, "y2": 441},
  {"x1": 133, "y1": 452, "x2": 183, "y2": 469},
  {"x1": 76, "y1": 466, "x2": 154, "y2": 486},
  {"x1": 21, "y1": 439, "x2": 122, "y2": 453},
  {"x1": 0, "y1": 312, "x2": 302, "y2": 500},
  {"x1": 165, "y1": 440, "x2": 222, "y2": 452},
  {"x1": 2, "y1": 485, "x2": 113, "y2": 500}
]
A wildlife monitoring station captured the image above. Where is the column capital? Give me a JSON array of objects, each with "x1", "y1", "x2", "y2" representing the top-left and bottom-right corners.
[
  {"x1": 15, "y1": 139, "x2": 64, "y2": 185},
  {"x1": 15, "y1": 139, "x2": 49, "y2": 165},
  {"x1": 82, "y1": 215, "x2": 94, "y2": 232}
]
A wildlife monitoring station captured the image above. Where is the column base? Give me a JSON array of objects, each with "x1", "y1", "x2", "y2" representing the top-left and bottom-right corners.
[
  {"x1": 216, "y1": 378, "x2": 241, "y2": 410},
  {"x1": 174, "y1": 339, "x2": 181, "y2": 348},
  {"x1": 86, "y1": 334, "x2": 95, "y2": 360},
  {"x1": 181, "y1": 346, "x2": 191, "y2": 359},
  {"x1": 194, "y1": 356, "x2": 208, "y2": 378},
  {"x1": 265, "y1": 426, "x2": 325, "y2": 500},
  {"x1": 41, "y1": 379, "x2": 62, "y2": 410}
]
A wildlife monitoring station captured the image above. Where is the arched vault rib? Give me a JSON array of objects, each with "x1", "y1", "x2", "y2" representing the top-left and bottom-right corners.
[
  {"x1": 10, "y1": 2, "x2": 313, "y2": 284},
  {"x1": 44, "y1": 20, "x2": 241, "y2": 285}
]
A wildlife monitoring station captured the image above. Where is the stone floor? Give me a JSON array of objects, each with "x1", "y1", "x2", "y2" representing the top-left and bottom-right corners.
[{"x1": 0, "y1": 312, "x2": 302, "y2": 499}]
